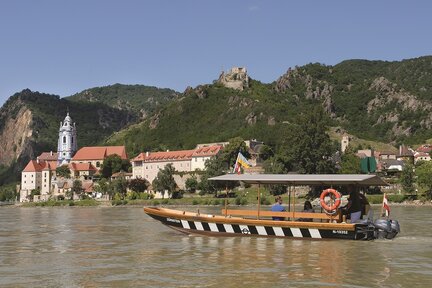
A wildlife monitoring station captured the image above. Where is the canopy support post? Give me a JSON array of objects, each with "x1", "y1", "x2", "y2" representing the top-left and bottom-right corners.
[{"x1": 257, "y1": 184, "x2": 261, "y2": 220}]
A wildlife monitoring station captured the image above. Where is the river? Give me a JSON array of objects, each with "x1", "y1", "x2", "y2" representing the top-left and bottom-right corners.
[{"x1": 0, "y1": 205, "x2": 431, "y2": 287}]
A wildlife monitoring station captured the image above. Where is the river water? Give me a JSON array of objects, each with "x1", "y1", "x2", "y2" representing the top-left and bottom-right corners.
[{"x1": 0, "y1": 205, "x2": 431, "y2": 287}]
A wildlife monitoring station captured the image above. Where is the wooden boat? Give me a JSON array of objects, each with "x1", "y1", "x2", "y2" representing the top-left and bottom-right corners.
[{"x1": 144, "y1": 174, "x2": 400, "y2": 240}]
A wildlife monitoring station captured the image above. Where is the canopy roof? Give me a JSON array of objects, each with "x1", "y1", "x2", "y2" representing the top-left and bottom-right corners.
[{"x1": 209, "y1": 174, "x2": 388, "y2": 186}]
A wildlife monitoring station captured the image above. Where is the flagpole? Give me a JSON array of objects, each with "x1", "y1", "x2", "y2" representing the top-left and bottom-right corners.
[{"x1": 381, "y1": 193, "x2": 384, "y2": 217}]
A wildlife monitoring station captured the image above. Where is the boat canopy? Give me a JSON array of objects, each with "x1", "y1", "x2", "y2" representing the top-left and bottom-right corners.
[{"x1": 209, "y1": 174, "x2": 388, "y2": 186}]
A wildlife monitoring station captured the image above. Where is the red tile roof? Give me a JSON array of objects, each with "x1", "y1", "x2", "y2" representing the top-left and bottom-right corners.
[
  {"x1": 416, "y1": 145, "x2": 432, "y2": 153},
  {"x1": 23, "y1": 160, "x2": 57, "y2": 172},
  {"x1": 132, "y1": 145, "x2": 222, "y2": 162},
  {"x1": 132, "y1": 150, "x2": 195, "y2": 162},
  {"x1": 69, "y1": 162, "x2": 97, "y2": 171},
  {"x1": 72, "y1": 146, "x2": 127, "y2": 161},
  {"x1": 82, "y1": 181, "x2": 94, "y2": 193},
  {"x1": 192, "y1": 145, "x2": 223, "y2": 157},
  {"x1": 38, "y1": 152, "x2": 58, "y2": 161}
]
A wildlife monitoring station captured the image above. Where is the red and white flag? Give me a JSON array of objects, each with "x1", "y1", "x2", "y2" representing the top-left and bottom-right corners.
[{"x1": 382, "y1": 193, "x2": 390, "y2": 217}]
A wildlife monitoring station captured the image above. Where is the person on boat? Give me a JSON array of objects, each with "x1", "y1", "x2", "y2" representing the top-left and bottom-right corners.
[
  {"x1": 271, "y1": 196, "x2": 286, "y2": 220},
  {"x1": 298, "y1": 200, "x2": 314, "y2": 222},
  {"x1": 359, "y1": 191, "x2": 370, "y2": 219},
  {"x1": 341, "y1": 186, "x2": 362, "y2": 223}
]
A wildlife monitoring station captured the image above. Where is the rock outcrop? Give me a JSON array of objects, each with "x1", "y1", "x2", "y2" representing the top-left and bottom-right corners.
[{"x1": 0, "y1": 100, "x2": 34, "y2": 166}]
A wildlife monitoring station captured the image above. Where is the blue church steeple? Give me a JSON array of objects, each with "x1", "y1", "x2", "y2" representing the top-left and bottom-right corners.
[{"x1": 57, "y1": 112, "x2": 77, "y2": 165}]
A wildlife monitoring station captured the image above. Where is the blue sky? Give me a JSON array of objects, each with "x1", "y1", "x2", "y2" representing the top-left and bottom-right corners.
[{"x1": 1, "y1": 0, "x2": 431, "y2": 106}]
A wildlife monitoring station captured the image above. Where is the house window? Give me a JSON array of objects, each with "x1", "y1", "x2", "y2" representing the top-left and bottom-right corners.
[
  {"x1": 71, "y1": 137, "x2": 74, "y2": 144},
  {"x1": 96, "y1": 162, "x2": 100, "y2": 167},
  {"x1": 24, "y1": 181, "x2": 26, "y2": 184},
  {"x1": 63, "y1": 136, "x2": 66, "y2": 143},
  {"x1": 195, "y1": 158, "x2": 197, "y2": 162},
  {"x1": 32, "y1": 175, "x2": 33, "y2": 177}
]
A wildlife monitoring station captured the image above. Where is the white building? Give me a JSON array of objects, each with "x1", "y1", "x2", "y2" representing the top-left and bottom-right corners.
[
  {"x1": 57, "y1": 112, "x2": 77, "y2": 165},
  {"x1": 132, "y1": 145, "x2": 223, "y2": 184}
]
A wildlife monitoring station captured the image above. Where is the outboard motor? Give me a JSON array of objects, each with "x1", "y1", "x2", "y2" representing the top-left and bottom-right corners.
[
  {"x1": 387, "y1": 220, "x2": 400, "y2": 239},
  {"x1": 373, "y1": 219, "x2": 400, "y2": 239}
]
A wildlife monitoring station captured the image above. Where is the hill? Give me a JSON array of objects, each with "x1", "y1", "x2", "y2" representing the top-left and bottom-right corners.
[
  {"x1": 107, "y1": 56, "x2": 432, "y2": 157},
  {"x1": 67, "y1": 84, "x2": 179, "y2": 119},
  {"x1": 2, "y1": 56, "x2": 432, "y2": 184}
]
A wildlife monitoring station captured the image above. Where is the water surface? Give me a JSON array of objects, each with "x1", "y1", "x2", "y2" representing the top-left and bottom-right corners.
[{"x1": 0, "y1": 206, "x2": 431, "y2": 287}]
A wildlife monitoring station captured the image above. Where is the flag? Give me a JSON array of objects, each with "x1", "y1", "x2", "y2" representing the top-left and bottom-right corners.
[
  {"x1": 233, "y1": 152, "x2": 251, "y2": 174},
  {"x1": 382, "y1": 193, "x2": 390, "y2": 217}
]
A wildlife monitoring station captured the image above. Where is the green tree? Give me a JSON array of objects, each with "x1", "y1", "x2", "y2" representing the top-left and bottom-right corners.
[
  {"x1": 221, "y1": 137, "x2": 251, "y2": 170},
  {"x1": 110, "y1": 177, "x2": 128, "y2": 199},
  {"x1": 71, "y1": 180, "x2": 84, "y2": 199},
  {"x1": 56, "y1": 165, "x2": 71, "y2": 178},
  {"x1": 263, "y1": 155, "x2": 289, "y2": 195},
  {"x1": 289, "y1": 106, "x2": 336, "y2": 174},
  {"x1": 101, "y1": 155, "x2": 131, "y2": 178},
  {"x1": 185, "y1": 176, "x2": 198, "y2": 193},
  {"x1": 339, "y1": 149, "x2": 361, "y2": 174},
  {"x1": 128, "y1": 178, "x2": 149, "y2": 193},
  {"x1": 400, "y1": 163, "x2": 415, "y2": 193},
  {"x1": 93, "y1": 178, "x2": 109, "y2": 196},
  {"x1": 416, "y1": 161, "x2": 432, "y2": 199},
  {"x1": 152, "y1": 164, "x2": 177, "y2": 198},
  {"x1": 199, "y1": 155, "x2": 236, "y2": 195},
  {"x1": 259, "y1": 144, "x2": 274, "y2": 161}
]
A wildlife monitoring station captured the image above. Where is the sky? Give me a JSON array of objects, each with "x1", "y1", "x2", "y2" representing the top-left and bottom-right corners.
[{"x1": 1, "y1": 0, "x2": 432, "y2": 106}]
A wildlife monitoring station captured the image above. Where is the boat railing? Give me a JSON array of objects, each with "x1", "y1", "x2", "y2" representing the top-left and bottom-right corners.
[{"x1": 221, "y1": 209, "x2": 342, "y2": 222}]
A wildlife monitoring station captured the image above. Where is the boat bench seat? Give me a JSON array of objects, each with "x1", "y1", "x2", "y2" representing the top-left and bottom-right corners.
[{"x1": 221, "y1": 209, "x2": 341, "y2": 221}]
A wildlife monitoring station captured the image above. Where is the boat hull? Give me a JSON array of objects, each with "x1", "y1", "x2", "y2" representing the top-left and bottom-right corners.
[{"x1": 144, "y1": 207, "x2": 375, "y2": 240}]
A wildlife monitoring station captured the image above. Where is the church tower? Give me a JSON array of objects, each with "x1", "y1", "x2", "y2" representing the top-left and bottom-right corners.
[{"x1": 57, "y1": 112, "x2": 77, "y2": 165}]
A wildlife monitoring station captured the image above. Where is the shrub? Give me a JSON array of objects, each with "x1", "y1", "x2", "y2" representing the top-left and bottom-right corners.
[
  {"x1": 192, "y1": 199, "x2": 200, "y2": 205},
  {"x1": 162, "y1": 199, "x2": 169, "y2": 204},
  {"x1": 153, "y1": 200, "x2": 160, "y2": 205},
  {"x1": 212, "y1": 199, "x2": 220, "y2": 205}
]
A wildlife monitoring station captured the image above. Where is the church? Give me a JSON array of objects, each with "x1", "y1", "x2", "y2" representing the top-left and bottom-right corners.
[{"x1": 20, "y1": 113, "x2": 127, "y2": 202}]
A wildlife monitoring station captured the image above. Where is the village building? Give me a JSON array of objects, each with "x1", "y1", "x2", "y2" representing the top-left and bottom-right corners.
[
  {"x1": 131, "y1": 145, "x2": 223, "y2": 184},
  {"x1": 57, "y1": 112, "x2": 78, "y2": 165},
  {"x1": 19, "y1": 112, "x2": 128, "y2": 202}
]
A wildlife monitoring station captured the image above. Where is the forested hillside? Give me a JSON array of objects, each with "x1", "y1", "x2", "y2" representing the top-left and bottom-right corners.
[
  {"x1": 67, "y1": 84, "x2": 179, "y2": 119},
  {"x1": 107, "y1": 56, "x2": 432, "y2": 157},
  {"x1": 1, "y1": 56, "x2": 432, "y2": 185}
]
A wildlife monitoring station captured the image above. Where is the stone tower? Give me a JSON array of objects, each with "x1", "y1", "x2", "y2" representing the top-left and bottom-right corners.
[
  {"x1": 341, "y1": 135, "x2": 350, "y2": 153},
  {"x1": 57, "y1": 112, "x2": 77, "y2": 165}
]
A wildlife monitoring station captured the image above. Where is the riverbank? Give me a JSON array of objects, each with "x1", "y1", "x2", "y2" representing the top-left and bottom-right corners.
[{"x1": 10, "y1": 196, "x2": 432, "y2": 208}]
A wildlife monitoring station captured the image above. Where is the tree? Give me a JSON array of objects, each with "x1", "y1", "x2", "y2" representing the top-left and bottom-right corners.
[
  {"x1": 110, "y1": 178, "x2": 128, "y2": 199},
  {"x1": 199, "y1": 155, "x2": 237, "y2": 195},
  {"x1": 288, "y1": 106, "x2": 336, "y2": 174},
  {"x1": 71, "y1": 180, "x2": 84, "y2": 199},
  {"x1": 259, "y1": 145, "x2": 274, "y2": 161},
  {"x1": 263, "y1": 155, "x2": 289, "y2": 195},
  {"x1": 185, "y1": 176, "x2": 198, "y2": 193},
  {"x1": 152, "y1": 164, "x2": 177, "y2": 198},
  {"x1": 128, "y1": 178, "x2": 149, "y2": 193},
  {"x1": 339, "y1": 149, "x2": 361, "y2": 174},
  {"x1": 416, "y1": 161, "x2": 432, "y2": 199},
  {"x1": 93, "y1": 178, "x2": 109, "y2": 196},
  {"x1": 221, "y1": 137, "x2": 250, "y2": 170},
  {"x1": 101, "y1": 155, "x2": 131, "y2": 178},
  {"x1": 400, "y1": 163, "x2": 415, "y2": 194},
  {"x1": 56, "y1": 165, "x2": 71, "y2": 178}
]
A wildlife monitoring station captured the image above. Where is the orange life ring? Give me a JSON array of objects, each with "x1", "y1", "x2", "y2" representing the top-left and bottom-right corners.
[{"x1": 320, "y1": 188, "x2": 341, "y2": 212}]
